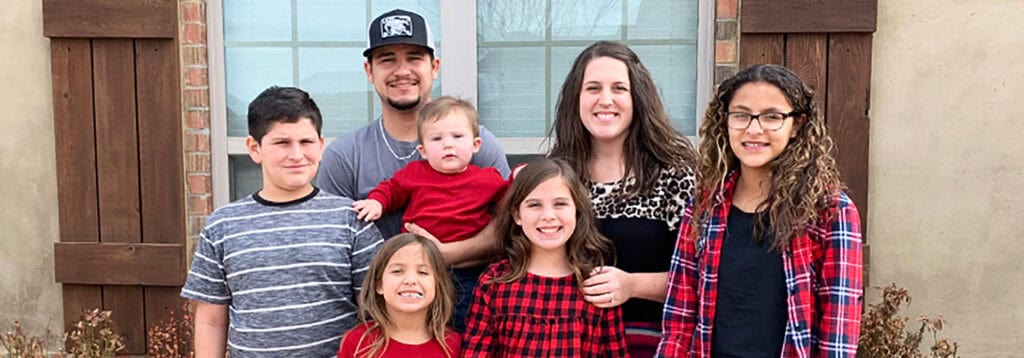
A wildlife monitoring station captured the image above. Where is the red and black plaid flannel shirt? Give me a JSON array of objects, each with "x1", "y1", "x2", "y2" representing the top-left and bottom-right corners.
[
  {"x1": 657, "y1": 172, "x2": 863, "y2": 357},
  {"x1": 463, "y1": 260, "x2": 629, "y2": 357}
]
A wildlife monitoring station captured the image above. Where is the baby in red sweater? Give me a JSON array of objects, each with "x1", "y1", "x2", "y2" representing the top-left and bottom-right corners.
[{"x1": 353, "y1": 96, "x2": 508, "y2": 243}]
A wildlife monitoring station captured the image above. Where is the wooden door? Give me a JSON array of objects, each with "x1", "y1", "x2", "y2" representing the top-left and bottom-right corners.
[
  {"x1": 44, "y1": 0, "x2": 185, "y2": 354},
  {"x1": 739, "y1": 0, "x2": 876, "y2": 286}
]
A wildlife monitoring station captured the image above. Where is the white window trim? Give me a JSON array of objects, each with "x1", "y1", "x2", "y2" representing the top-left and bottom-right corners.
[
  {"x1": 209, "y1": 0, "x2": 230, "y2": 208},
  {"x1": 209, "y1": 0, "x2": 714, "y2": 207}
]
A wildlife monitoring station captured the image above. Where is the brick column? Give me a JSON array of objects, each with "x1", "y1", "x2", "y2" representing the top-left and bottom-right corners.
[
  {"x1": 180, "y1": 0, "x2": 211, "y2": 252},
  {"x1": 715, "y1": 0, "x2": 740, "y2": 83}
]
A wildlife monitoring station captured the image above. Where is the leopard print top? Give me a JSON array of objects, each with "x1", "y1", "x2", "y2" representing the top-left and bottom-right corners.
[{"x1": 588, "y1": 165, "x2": 695, "y2": 230}]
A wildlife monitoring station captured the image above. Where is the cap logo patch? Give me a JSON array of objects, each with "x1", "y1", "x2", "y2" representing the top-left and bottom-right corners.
[{"x1": 380, "y1": 15, "x2": 413, "y2": 38}]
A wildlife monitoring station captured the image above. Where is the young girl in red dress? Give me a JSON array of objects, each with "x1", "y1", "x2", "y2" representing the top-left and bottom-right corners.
[
  {"x1": 338, "y1": 233, "x2": 461, "y2": 358},
  {"x1": 462, "y1": 158, "x2": 628, "y2": 357}
]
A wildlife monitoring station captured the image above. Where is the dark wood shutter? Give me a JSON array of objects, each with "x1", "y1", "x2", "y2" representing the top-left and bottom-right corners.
[
  {"x1": 739, "y1": 0, "x2": 876, "y2": 286},
  {"x1": 44, "y1": 0, "x2": 185, "y2": 354}
]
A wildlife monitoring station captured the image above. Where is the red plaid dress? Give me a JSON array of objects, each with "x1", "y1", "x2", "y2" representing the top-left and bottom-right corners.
[
  {"x1": 657, "y1": 172, "x2": 863, "y2": 357},
  {"x1": 463, "y1": 260, "x2": 629, "y2": 357}
]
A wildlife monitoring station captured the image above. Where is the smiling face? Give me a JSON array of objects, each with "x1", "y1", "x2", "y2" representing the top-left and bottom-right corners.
[
  {"x1": 727, "y1": 81, "x2": 800, "y2": 179},
  {"x1": 416, "y1": 109, "x2": 482, "y2": 174},
  {"x1": 246, "y1": 119, "x2": 324, "y2": 201},
  {"x1": 377, "y1": 243, "x2": 436, "y2": 318},
  {"x1": 578, "y1": 56, "x2": 634, "y2": 147},
  {"x1": 514, "y1": 176, "x2": 577, "y2": 255},
  {"x1": 364, "y1": 44, "x2": 440, "y2": 112}
]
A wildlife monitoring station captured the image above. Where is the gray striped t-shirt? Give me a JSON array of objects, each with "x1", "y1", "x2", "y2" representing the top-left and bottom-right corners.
[{"x1": 181, "y1": 189, "x2": 383, "y2": 357}]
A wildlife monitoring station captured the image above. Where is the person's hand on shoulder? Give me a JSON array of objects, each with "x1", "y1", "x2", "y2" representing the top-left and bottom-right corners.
[
  {"x1": 581, "y1": 266, "x2": 635, "y2": 308},
  {"x1": 352, "y1": 199, "x2": 383, "y2": 222}
]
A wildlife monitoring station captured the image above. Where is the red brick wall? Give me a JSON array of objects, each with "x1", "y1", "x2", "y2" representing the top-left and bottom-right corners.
[
  {"x1": 180, "y1": 0, "x2": 210, "y2": 247},
  {"x1": 716, "y1": 0, "x2": 740, "y2": 83}
]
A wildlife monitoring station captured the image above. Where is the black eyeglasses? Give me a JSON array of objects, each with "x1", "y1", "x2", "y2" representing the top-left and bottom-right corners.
[{"x1": 724, "y1": 111, "x2": 799, "y2": 131}]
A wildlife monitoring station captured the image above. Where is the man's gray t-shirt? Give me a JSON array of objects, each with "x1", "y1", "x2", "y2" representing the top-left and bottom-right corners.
[
  {"x1": 317, "y1": 118, "x2": 510, "y2": 238},
  {"x1": 181, "y1": 189, "x2": 383, "y2": 357}
]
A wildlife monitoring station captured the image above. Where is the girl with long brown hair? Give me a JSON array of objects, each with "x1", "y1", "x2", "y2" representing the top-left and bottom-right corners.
[
  {"x1": 338, "y1": 233, "x2": 460, "y2": 358},
  {"x1": 657, "y1": 64, "x2": 863, "y2": 357},
  {"x1": 462, "y1": 158, "x2": 627, "y2": 357}
]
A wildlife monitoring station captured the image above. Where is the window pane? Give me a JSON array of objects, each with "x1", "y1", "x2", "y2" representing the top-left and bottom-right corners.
[
  {"x1": 478, "y1": 47, "x2": 548, "y2": 137},
  {"x1": 224, "y1": 1, "x2": 291, "y2": 42},
  {"x1": 298, "y1": 48, "x2": 371, "y2": 137},
  {"x1": 633, "y1": 45, "x2": 698, "y2": 135},
  {"x1": 225, "y1": 48, "x2": 294, "y2": 137},
  {"x1": 296, "y1": 0, "x2": 367, "y2": 41},
  {"x1": 224, "y1": 0, "x2": 441, "y2": 138},
  {"x1": 477, "y1": 1, "x2": 546, "y2": 42},
  {"x1": 627, "y1": 0, "x2": 699, "y2": 40},
  {"x1": 477, "y1": 0, "x2": 700, "y2": 138},
  {"x1": 550, "y1": 0, "x2": 622, "y2": 40},
  {"x1": 229, "y1": 155, "x2": 262, "y2": 201}
]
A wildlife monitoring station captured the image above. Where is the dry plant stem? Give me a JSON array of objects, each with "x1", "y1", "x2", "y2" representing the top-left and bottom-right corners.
[
  {"x1": 2, "y1": 320, "x2": 46, "y2": 358},
  {"x1": 857, "y1": 283, "x2": 960, "y2": 358},
  {"x1": 64, "y1": 308, "x2": 126, "y2": 357},
  {"x1": 147, "y1": 301, "x2": 195, "y2": 358}
]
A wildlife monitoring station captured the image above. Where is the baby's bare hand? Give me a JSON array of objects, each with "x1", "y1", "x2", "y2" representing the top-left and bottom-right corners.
[{"x1": 353, "y1": 199, "x2": 383, "y2": 221}]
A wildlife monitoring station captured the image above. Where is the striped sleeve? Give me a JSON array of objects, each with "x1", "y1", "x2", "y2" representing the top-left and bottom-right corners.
[
  {"x1": 349, "y1": 218, "x2": 383, "y2": 300},
  {"x1": 816, "y1": 192, "x2": 864, "y2": 357},
  {"x1": 181, "y1": 228, "x2": 231, "y2": 304},
  {"x1": 657, "y1": 202, "x2": 700, "y2": 357}
]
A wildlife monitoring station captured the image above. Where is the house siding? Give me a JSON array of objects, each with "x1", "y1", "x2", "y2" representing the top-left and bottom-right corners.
[
  {"x1": 868, "y1": 1, "x2": 1024, "y2": 355},
  {"x1": 0, "y1": 0, "x2": 63, "y2": 349}
]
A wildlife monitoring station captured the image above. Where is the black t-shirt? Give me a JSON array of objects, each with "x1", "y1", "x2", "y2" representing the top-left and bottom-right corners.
[{"x1": 711, "y1": 206, "x2": 787, "y2": 357}]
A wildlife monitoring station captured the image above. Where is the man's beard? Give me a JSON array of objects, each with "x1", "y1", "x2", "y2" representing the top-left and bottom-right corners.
[{"x1": 386, "y1": 96, "x2": 421, "y2": 111}]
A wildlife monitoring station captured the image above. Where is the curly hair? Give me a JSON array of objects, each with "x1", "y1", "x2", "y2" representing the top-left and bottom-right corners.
[
  {"x1": 692, "y1": 64, "x2": 844, "y2": 249},
  {"x1": 492, "y1": 158, "x2": 615, "y2": 290},
  {"x1": 353, "y1": 233, "x2": 456, "y2": 358},
  {"x1": 548, "y1": 40, "x2": 696, "y2": 198}
]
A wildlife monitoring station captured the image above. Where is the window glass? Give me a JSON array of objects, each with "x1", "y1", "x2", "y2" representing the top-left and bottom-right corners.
[
  {"x1": 477, "y1": 0, "x2": 699, "y2": 136},
  {"x1": 229, "y1": 155, "x2": 261, "y2": 200},
  {"x1": 225, "y1": 48, "x2": 293, "y2": 137},
  {"x1": 224, "y1": 1, "x2": 291, "y2": 42},
  {"x1": 219, "y1": 0, "x2": 703, "y2": 201},
  {"x1": 224, "y1": 0, "x2": 441, "y2": 139}
]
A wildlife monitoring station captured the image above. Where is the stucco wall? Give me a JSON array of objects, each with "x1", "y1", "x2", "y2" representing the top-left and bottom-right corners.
[
  {"x1": 870, "y1": 1, "x2": 1024, "y2": 355},
  {"x1": 0, "y1": 0, "x2": 63, "y2": 348}
]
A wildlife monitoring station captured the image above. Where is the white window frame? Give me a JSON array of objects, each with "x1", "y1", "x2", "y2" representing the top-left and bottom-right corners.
[{"x1": 209, "y1": 0, "x2": 714, "y2": 207}]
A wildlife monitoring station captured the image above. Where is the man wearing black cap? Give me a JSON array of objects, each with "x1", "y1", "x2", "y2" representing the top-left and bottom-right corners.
[{"x1": 317, "y1": 8, "x2": 510, "y2": 331}]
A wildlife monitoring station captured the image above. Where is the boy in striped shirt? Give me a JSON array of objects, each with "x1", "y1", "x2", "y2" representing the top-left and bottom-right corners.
[{"x1": 181, "y1": 86, "x2": 383, "y2": 357}]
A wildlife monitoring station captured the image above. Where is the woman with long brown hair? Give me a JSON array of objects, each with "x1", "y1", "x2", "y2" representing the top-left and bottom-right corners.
[
  {"x1": 549, "y1": 40, "x2": 698, "y2": 356},
  {"x1": 657, "y1": 64, "x2": 863, "y2": 357}
]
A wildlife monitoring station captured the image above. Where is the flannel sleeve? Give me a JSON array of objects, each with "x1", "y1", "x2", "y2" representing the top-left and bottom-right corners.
[
  {"x1": 815, "y1": 192, "x2": 864, "y2": 357},
  {"x1": 349, "y1": 218, "x2": 383, "y2": 301},
  {"x1": 462, "y1": 268, "x2": 496, "y2": 357},
  {"x1": 657, "y1": 203, "x2": 700, "y2": 357},
  {"x1": 366, "y1": 164, "x2": 415, "y2": 213}
]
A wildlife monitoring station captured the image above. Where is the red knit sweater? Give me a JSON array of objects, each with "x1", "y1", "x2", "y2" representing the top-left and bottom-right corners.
[{"x1": 368, "y1": 160, "x2": 508, "y2": 243}]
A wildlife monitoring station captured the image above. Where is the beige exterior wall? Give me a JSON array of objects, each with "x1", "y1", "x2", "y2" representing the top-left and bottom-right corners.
[
  {"x1": 870, "y1": 1, "x2": 1024, "y2": 355},
  {"x1": 0, "y1": 0, "x2": 62, "y2": 347}
]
